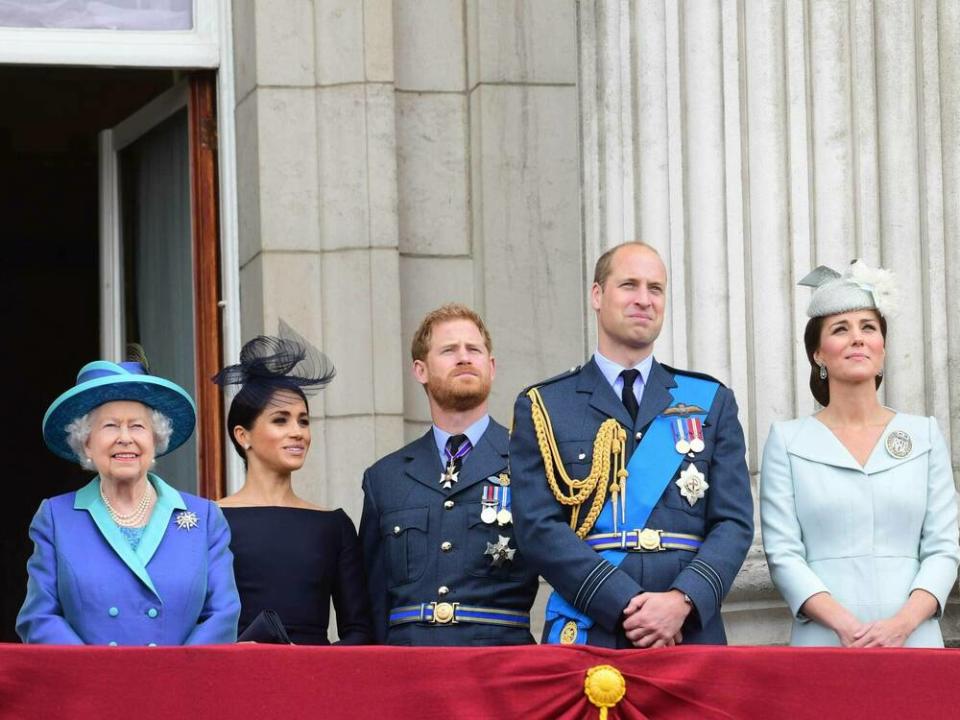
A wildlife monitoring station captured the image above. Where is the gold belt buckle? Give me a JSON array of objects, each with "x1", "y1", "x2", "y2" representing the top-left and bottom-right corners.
[
  {"x1": 431, "y1": 602, "x2": 458, "y2": 624},
  {"x1": 637, "y1": 528, "x2": 662, "y2": 551}
]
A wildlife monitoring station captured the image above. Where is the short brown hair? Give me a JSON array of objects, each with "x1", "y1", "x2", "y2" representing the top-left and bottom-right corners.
[
  {"x1": 803, "y1": 311, "x2": 887, "y2": 406},
  {"x1": 593, "y1": 241, "x2": 661, "y2": 287},
  {"x1": 411, "y1": 303, "x2": 493, "y2": 362}
]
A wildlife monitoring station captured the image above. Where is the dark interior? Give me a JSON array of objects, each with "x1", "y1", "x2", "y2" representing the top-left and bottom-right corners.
[{"x1": 0, "y1": 65, "x2": 177, "y2": 641}]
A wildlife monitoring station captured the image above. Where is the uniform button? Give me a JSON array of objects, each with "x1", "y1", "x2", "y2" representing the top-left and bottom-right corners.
[
  {"x1": 148, "y1": 643, "x2": 157, "y2": 647},
  {"x1": 636, "y1": 431, "x2": 643, "y2": 441},
  {"x1": 393, "y1": 526, "x2": 401, "y2": 535},
  {"x1": 108, "y1": 607, "x2": 119, "y2": 617},
  {"x1": 438, "y1": 586, "x2": 449, "y2": 596},
  {"x1": 443, "y1": 500, "x2": 454, "y2": 509},
  {"x1": 577, "y1": 452, "x2": 586, "y2": 460},
  {"x1": 440, "y1": 541, "x2": 453, "y2": 552},
  {"x1": 108, "y1": 641, "x2": 118, "y2": 647},
  {"x1": 147, "y1": 608, "x2": 158, "y2": 618}
]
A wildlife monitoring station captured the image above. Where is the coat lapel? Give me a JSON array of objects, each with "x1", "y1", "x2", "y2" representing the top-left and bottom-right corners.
[
  {"x1": 784, "y1": 417, "x2": 864, "y2": 472},
  {"x1": 451, "y1": 421, "x2": 509, "y2": 496},
  {"x1": 634, "y1": 359, "x2": 675, "y2": 433},
  {"x1": 136, "y1": 474, "x2": 187, "y2": 567},
  {"x1": 579, "y1": 358, "x2": 634, "y2": 429},
  {"x1": 404, "y1": 430, "x2": 446, "y2": 493},
  {"x1": 74, "y1": 478, "x2": 160, "y2": 597}
]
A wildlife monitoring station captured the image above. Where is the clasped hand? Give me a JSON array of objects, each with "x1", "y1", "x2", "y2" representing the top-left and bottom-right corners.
[
  {"x1": 622, "y1": 590, "x2": 691, "y2": 648},
  {"x1": 841, "y1": 617, "x2": 910, "y2": 648}
]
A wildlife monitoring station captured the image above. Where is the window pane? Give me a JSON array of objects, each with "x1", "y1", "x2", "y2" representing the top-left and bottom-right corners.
[{"x1": 0, "y1": 0, "x2": 193, "y2": 31}]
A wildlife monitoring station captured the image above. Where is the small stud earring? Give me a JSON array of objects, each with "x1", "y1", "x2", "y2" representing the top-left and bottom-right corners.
[{"x1": 818, "y1": 364, "x2": 827, "y2": 380}]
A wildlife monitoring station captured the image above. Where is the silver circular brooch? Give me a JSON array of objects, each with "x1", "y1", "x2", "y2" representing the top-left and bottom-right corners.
[{"x1": 885, "y1": 430, "x2": 913, "y2": 459}]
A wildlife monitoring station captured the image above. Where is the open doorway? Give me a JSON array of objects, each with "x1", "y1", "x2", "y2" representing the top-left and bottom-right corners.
[{"x1": 0, "y1": 65, "x2": 222, "y2": 641}]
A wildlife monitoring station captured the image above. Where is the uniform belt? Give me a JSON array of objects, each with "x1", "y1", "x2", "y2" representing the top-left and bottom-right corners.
[
  {"x1": 389, "y1": 603, "x2": 530, "y2": 628},
  {"x1": 585, "y1": 529, "x2": 704, "y2": 552}
]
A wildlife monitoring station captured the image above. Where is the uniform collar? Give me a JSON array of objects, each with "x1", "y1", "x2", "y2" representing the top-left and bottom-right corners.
[
  {"x1": 432, "y1": 414, "x2": 491, "y2": 462},
  {"x1": 593, "y1": 350, "x2": 654, "y2": 392}
]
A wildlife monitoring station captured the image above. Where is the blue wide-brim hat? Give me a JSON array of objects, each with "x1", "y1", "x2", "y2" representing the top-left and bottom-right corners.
[{"x1": 42, "y1": 361, "x2": 197, "y2": 462}]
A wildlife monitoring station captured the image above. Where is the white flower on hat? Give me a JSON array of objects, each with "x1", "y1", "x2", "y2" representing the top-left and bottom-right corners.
[{"x1": 847, "y1": 260, "x2": 899, "y2": 319}]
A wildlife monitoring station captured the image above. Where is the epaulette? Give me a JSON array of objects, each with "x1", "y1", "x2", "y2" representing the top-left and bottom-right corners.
[
  {"x1": 659, "y1": 363, "x2": 727, "y2": 387},
  {"x1": 518, "y1": 364, "x2": 582, "y2": 397}
]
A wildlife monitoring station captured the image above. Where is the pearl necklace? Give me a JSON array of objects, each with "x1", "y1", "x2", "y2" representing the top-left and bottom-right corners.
[{"x1": 101, "y1": 481, "x2": 154, "y2": 528}]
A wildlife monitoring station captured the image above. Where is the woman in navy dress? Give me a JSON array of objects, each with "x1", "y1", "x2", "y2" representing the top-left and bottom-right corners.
[{"x1": 214, "y1": 323, "x2": 372, "y2": 645}]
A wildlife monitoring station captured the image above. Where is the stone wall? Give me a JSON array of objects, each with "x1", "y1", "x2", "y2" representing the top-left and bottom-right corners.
[{"x1": 231, "y1": 0, "x2": 960, "y2": 644}]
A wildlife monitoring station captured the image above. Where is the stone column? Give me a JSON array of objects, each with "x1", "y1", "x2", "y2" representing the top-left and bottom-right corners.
[
  {"x1": 578, "y1": 0, "x2": 960, "y2": 644},
  {"x1": 232, "y1": 0, "x2": 404, "y2": 522}
]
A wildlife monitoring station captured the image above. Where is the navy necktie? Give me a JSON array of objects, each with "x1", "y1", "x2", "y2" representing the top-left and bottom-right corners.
[{"x1": 620, "y1": 369, "x2": 640, "y2": 423}]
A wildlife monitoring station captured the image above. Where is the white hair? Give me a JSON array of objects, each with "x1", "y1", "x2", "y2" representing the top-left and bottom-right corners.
[{"x1": 65, "y1": 407, "x2": 174, "y2": 470}]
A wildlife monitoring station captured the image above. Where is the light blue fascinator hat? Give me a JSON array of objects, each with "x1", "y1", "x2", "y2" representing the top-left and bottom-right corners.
[
  {"x1": 798, "y1": 259, "x2": 899, "y2": 319},
  {"x1": 42, "y1": 361, "x2": 197, "y2": 461}
]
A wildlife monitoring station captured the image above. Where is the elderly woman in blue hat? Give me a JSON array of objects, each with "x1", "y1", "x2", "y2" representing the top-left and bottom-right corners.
[
  {"x1": 760, "y1": 260, "x2": 959, "y2": 647},
  {"x1": 17, "y1": 357, "x2": 241, "y2": 646}
]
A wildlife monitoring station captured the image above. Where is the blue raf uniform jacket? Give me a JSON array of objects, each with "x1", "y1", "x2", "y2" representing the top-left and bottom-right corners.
[
  {"x1": 510, "y1": 358, "x2": 753, "y2": 647},
  {"x1": 360, "y1": 420, "x2": 539, "y2": 645},
  {"x1": 17, "y1": 474, "x2": 240, "y2": 646}
]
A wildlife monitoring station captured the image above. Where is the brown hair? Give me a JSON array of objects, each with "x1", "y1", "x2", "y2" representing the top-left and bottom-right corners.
[
  {"x1": 803, "y1": 311, "x2": 887, "y2": 406},
  {"x1": 411, "y1": 303, "x2": 493, "y2": 362},
  {"x1": 593, "y1": 241, "x2": 662, "y2": 287}
]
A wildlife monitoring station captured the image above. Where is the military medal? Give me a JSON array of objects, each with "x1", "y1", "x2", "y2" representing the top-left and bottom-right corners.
[
  {"x1": 481, "y1": 485, "x2": 498, "y2": 524},
  {"x1": 676, "y1": 464, "x2": 708, "y2": 506},
  {"x1": 496, "y1": 487, "x2": 512, "y2": 526},
  {"x1": 484, "y1": 534, "x2": 516, "y2": 567},
  {"x1": 687, "y1": 417, "x2": 705, "y2": 453},
  {"x1": 440, "y1": 437, "x2": 472, "y2": 489},
  {"x1": 885, "y1": 430, "x2": 912, "y2": 459},
  {"x1": 672, "y1": 418, "x2": 691, "y2": 454},
  {"x1": 440, "y1": 462, "x2": 459, "y2": 489}
]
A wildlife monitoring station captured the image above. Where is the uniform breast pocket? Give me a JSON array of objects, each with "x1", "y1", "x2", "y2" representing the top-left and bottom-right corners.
[
  {"x1": 465, "y1": 502, "x2": 526, "y2": 580},
  {"x1": 662, "y1": 461, "x2": 710, "y2": 516},
  {"x1": 557, "y1": 440, "x2": 594, "y2": 479},
  {"x1": 380, "y1": 507, "x2": 429, "y2": 587}
]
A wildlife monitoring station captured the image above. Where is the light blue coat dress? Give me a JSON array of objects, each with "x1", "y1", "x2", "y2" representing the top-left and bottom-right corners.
[
  {"x1": 760, "y1": 413, "x2": 960, "y2": 647},
  {"x1": 17, "y1": 474, "x2": 240, "y2": 646}
]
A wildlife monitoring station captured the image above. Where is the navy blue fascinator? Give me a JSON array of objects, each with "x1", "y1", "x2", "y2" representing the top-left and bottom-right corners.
[{"x1": 212, "y1": 321, "x2": 335, "y2": 406}]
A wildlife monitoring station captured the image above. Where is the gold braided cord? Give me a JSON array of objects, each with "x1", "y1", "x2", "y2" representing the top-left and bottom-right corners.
[{"x1": 527, "y1": 387, "x2": 626, "y2": 538}]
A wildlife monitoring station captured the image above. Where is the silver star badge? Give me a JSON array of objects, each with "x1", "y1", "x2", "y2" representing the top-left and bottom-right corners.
[
  {"x1": 676, "y1": 464, "x2": 709, "y2": 506},
  {"x1": 484, "y1": 535, "x2": 516, "y2": 567},
  {"x1": 175, "y1": 510, "x2": 199, "y2": 531}
]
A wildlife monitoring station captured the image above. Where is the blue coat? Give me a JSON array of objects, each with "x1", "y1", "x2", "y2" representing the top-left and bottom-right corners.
[
  {"x1": 761, "y1": 413, "x2": 960, "y2": 646},
  {"x1": 360, "y1": 420, "x2": 539, "y2": 645},
  {"x1": 17, "y1": 474, "x2": 240, "y2": 646},
  {"x1": 509, "y1": 358, "x2": 754, "y2": 647}
]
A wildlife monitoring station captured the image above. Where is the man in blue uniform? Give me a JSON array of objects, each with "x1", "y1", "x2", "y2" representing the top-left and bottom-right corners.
[
  {"x1": 510, "y1": 242, "x2": 753, "y2": 648},
  {"x1": 360, "y1": 304, "x2": 539, "y2": 645}
]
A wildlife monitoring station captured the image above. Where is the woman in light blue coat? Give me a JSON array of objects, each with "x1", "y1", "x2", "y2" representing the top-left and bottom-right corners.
[
  {"x1": 17, "y1": 356, "x2": 240, "y2": 646},
  {"x1": 761, "y1": 261, "x2": 959, "y2": 647}
]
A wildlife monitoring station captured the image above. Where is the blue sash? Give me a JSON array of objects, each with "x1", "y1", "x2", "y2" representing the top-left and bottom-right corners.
[{"x1": 546, "y1": 374, "x2": 719, "y2": 644}]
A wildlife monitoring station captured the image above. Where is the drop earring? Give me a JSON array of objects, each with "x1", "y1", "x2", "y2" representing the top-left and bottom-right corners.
[{"x1": 818, "y1": 364, "x2": 827, "y2": 380}]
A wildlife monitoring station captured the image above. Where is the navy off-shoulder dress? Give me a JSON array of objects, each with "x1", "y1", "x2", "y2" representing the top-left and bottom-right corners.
[{"x1": 223, "y1": 507, "x2": 373, "y2": 645}]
